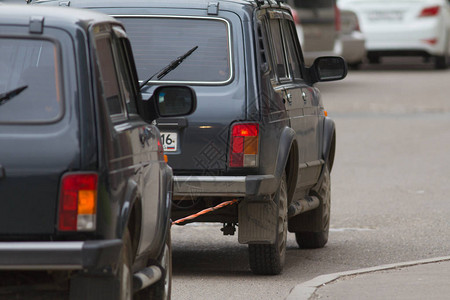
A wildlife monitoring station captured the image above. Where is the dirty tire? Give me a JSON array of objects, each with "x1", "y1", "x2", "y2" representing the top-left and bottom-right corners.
[
  {"x1": 139, "y1": 229, "x2": 172, "y2": 300},
  {"x1": 347, "y1": 61, "x2": 362, "y2": 70},
  {"x1": 295, "y1": 165, "x2": 330, "y2": 249},
  {"x1": 117, "y1": 228, "x2": 133, "y2": 300},
  {"x1": 248, "y1": 173, "x2": 288, "y2": 275},
  {"x1": 434, "y1": 55, "x2": 448, "y2": 70}
]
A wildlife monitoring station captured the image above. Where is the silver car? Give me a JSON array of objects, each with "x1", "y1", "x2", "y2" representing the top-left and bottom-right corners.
[
  {"x1": 288, "y1": 0, "x2": 341, "y2": 66},
  {"x1": 339, "y1": 8, "x2": 366, "y2": 68}
]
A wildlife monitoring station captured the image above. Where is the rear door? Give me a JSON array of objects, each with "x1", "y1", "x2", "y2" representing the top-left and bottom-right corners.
[
  {"x1": 0, "y1": 27, "x2": 80, "y2": 236},
  {"x1": 92, "y1": 24, "x2": 164, "y2": 253},
  {"x1": 266, "y1": 10, "x2": 322, "y2": 187},
  {"x1": 280, "y1": 18, "x2": 323, "y2": 186}
]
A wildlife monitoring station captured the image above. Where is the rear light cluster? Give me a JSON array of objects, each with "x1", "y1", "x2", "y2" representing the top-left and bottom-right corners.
[
  {"x1": 419, "y1": 6, "x2": 440, "y2": 17},
  {"x1": 229, "y1": 123, "x2": 259, "y2": 168},
  {"x1": 290, "y1": 8, "x2": 301, "y2": 25},
  {"x1": 58, "y1": 173, "x2": 98, "y2": 231}
]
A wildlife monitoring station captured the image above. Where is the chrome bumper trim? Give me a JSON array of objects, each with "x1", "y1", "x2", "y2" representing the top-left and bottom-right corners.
[{"x1": 174, "y1": 176, "x2": 246, "y2": 197}]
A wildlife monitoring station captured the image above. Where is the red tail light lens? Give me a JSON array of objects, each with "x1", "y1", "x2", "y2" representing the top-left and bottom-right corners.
[
  {"x1": 229, "y1": 123, "x2": 259, "y2": 168},
  {"x1": 419, "y1": 6, "x2": 440, "y2": 17},
  {"x1": 58, "y1": 173, "x2": 98, "y2": 231},
  {"x1": 291, "y1": 8, "x2": 301, "y2": 25}
]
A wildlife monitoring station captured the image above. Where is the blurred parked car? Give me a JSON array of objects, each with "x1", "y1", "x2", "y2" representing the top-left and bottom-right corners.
[
  {"x1": 288, "y1": 0, "x2": 342, "y2": 66},
  {"x1": 339, "y1": 0, "x2": 450, "y2": 69},
  {"x1": 339, "y1": 7, "x2": 366, "y2": 69}
]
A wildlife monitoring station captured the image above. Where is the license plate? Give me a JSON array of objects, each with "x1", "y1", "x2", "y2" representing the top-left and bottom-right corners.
[
  {"x1": 160, "y1": 132, "x2": 178, "y2": 152},
  {"x1": 367, "y1": 11, "x2": 403, "y2": 22}
]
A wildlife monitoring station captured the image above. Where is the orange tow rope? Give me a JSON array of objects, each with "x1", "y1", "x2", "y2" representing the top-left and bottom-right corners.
[{"x1": 171, "y1": 199, "x2": 239, "y2": 226}]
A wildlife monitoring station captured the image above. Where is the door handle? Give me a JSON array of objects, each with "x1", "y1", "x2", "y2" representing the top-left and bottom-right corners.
[
  {"x1": 286, "y1": 93, "x2": 293, "y2": 105},
  {"x1": 302, "y1": 92, "x2": 307, "y2": 103}
]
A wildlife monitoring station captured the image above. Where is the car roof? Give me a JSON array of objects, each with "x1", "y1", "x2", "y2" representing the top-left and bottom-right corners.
[
  {"x1": 33, "y1": 0, "x2": 255, "y2": 8},
  {"x1": 32, "y1": 0, "x2": 289, "y2": 11},
  {"x1": 0, "y1": 3, "x2": 119, "y2": 30}
]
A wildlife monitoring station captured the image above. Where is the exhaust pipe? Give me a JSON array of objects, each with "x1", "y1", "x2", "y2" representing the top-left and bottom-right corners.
[
  {"x1": 288, "y1": 196, "x2": 320, "y2": 218},
  {"x1": 133, "y1": 265, "x2": 162, "y2": 292}
]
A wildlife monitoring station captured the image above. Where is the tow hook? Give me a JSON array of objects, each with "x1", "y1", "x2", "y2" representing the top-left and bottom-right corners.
[{"x1": 221, "y1": 223, "x2": 237, "y2": 236}]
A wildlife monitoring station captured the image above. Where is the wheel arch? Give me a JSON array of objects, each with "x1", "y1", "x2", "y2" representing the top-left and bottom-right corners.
[
  {"x1": 118, "y1": 179, "x2": 141, "y2": 257},
  {"x1": 285, "y1": 140, "x2": 299, "y2": 205},
  {"x1": 322, "y1": 118, "x2": 336, "y2": 172},
  {"x1": 272, "y1": 127, "x2": 296, "y2": 190}
]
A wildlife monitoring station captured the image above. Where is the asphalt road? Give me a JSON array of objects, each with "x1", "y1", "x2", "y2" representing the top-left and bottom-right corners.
[{"x1": 171, "y1": 57, "x2": 450, "y2": 300}]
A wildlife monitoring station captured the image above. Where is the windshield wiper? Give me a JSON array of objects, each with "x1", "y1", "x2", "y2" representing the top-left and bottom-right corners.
[
  {"x1": 0, "y1": 85, "x2": 28, "y2": 106},
  {"x1": 139, "y1": 46, "x2": 198, "y2": 90}
]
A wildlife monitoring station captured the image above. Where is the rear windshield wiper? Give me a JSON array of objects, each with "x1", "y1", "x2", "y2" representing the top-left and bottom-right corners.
[
  {"x1": 0, "y1": 85, "x2": 28, "y2": 106},
  {"x1": 139, "y1": 46, "x2": 198, "y2": 90}
]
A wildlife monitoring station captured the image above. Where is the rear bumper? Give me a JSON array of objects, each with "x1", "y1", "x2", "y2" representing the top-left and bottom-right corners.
[
  {"x1": 0, "y1": 239, "x2": 122, "y2": 270},
  {"x1": 341, "y1": 31, "x2": 366, "y2": 63},
  {"x1": 173, "y1": 175, "x2": 278, "y2": 197}
]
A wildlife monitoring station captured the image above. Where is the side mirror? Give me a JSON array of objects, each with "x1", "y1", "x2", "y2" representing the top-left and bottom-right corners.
[
  {"x1": 308, "y1": 56, "x2": 348, "y2": 83},
  {"x1": 152, "y1": 86, "x2": 197, "y2": 117}
]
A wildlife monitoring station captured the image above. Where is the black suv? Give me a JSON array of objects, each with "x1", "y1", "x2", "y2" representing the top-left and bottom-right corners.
[
  {"x1": 0, "y1": 5, "x2": 195, "y2": 299},
  {"x1": 33, "y1": 0, "x2": 347, "y2": 275}
]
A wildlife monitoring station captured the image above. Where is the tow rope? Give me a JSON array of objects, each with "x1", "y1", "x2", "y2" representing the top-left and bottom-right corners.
[{"x1": 171, "y1": 199, "x2": 239, "y2": 226}]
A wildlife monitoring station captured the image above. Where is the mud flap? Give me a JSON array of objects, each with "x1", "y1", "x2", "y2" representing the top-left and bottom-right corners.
[
  {"x1": 70, "y1": 274, "x2": 120, "y2": 300},
  {"x1": 238, "y1": 199, "x2": 277, "y2": 244}
]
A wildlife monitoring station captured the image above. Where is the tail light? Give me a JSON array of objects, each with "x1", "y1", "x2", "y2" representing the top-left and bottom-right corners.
[
  {"x1": 422, "y1": 38, "x2": 438, "y2": 45},
  {"x1": 334, "y1": 5, "x2": 341, "y2": 32},
  {"x1": 291, "y1": 8, "x2": 301, "y2": 25},
  {"x1": 229, "y1": 123, "x2": 259, "y2": 168},
  {"x1": 354, "y1": 15, "x2": 361, "y2": 32},
  {"x1": 419, "y1": 6, "x2": 440, "y2": 17},
  {"x1": 58, "y1": 173, "x2": 98, "y2": 231}
]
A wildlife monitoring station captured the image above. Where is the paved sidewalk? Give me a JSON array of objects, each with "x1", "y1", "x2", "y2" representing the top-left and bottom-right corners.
[{"x1": 286, "y1": 256, "x2": 450, "y2": 300}]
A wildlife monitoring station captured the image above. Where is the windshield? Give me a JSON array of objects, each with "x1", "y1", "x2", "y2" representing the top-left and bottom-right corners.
[
  {"x1": 0, "y1": 38, "x2": 61, "y2": 124},
  {"x1": 117, "y1": 16, "x2": 232, "y2": 84}
]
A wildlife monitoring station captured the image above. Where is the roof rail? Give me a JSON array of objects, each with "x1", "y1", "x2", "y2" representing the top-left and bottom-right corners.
[{"x1": 254, "y1": 0, "x2": 286, "y2": 8}]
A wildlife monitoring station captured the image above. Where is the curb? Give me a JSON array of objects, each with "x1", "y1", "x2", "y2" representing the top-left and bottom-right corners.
[{"x1": 285, "y1": 256, "x2": 450, "y2": 300}]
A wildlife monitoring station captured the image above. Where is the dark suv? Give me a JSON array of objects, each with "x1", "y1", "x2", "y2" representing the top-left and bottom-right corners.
[
  {"x1": 33, "y1": 0, "x2": 347, "y2": 275},
  {"x1": 0, "y1": 4, "x2": 195, "y2": 299}
]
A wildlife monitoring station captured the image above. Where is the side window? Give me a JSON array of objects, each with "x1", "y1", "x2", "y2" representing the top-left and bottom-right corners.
[
  {"x1": 268, "y1": 19, "x2": 288, "y2": 80},
  {"x1": 281, "y1": 19, "x2": 303, "y2": 79},
  {"x1": 94, "y1": 34, "x2": 125, "y2": 118},
  {"x1": 111, "y1": 33, "x2": 138, "y2": 115}
]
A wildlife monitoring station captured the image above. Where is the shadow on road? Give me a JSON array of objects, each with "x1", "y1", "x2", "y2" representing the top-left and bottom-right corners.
[
  {"x1": 351, "y1": 57, "x2": 441, "y2": 72},
  {"x1": 172, "y1": 244, "x2": 252, "y2": 277}
]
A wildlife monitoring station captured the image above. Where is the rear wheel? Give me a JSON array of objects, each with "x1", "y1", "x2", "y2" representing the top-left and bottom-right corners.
[
  {"x1": 295, "y1": 164, "x2": 331, "y2": 249},
  {"x1": 347, "y1": 61, "x2": 362, "y2": 70},
  {"x1": 434, "y1": 55, "x2": 448, "y2": 70},
  {"x1": 367, "y1": 55, "x2": 380, "y2": 64},
  {"x1": 248, "y1": 173, "x2": 288, "y2": 275}
]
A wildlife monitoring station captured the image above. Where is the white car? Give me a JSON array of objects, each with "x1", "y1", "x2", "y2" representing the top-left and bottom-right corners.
[{"x1": 339, "y1": 0, "x2": 450, "y2": 69}]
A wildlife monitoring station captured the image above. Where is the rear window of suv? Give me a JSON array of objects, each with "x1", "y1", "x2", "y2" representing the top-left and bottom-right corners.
[
  {"x1": 116, "y1": 16, "x2": 232, "y2": 85},
  {"x1": 0, "y1": 38, "x2": 62, "y2": 124}
]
